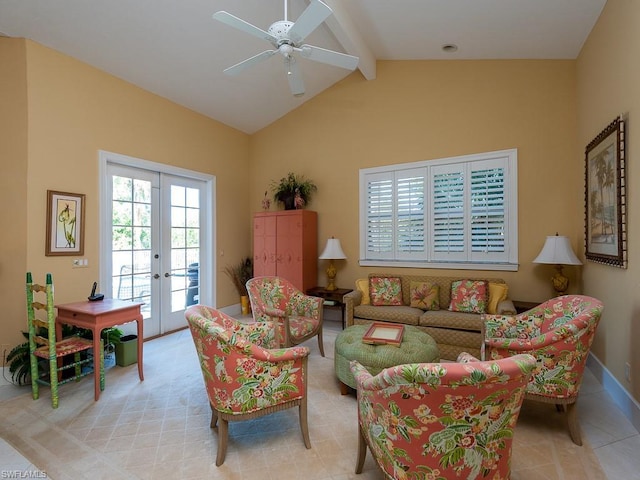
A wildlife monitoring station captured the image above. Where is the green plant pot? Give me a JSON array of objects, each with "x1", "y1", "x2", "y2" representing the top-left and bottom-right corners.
[{"x1": 115, "y1": 335, "x2": 138, "y2": 367}]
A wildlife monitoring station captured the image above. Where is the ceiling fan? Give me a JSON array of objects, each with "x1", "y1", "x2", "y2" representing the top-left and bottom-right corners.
[{"x1": 213, "y1": 0, "x2": 359, "y2": 97}]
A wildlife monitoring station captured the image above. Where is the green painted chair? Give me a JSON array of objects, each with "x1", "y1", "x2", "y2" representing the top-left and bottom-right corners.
[{"x1": 27, "y1": 272, "x2": 103, "y2": 408}]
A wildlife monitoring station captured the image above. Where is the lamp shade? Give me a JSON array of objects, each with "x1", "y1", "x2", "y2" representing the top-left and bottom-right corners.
[
  {"x1": 319, "y1": 237, "x2": 347, "y2": 260},
  {"x1": 533, "y1": 235, "x2": 582, "y2": 265}
]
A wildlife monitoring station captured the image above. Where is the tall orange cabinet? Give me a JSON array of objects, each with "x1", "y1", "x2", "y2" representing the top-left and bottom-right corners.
[{"x1": 253, "y1": 210, "x2": 318, "y2": 292}]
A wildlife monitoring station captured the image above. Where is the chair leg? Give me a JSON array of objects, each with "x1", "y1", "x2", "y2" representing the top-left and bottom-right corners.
[
  {"x1": 210, "y1": 404, "x2": 218, "y2": 428},
  {"x1": 49, "y1": 357, "x2": 59, "y2": 409},
  {"x1": 30, "y1": 353, "x2": 39, "y2": 401},
  {"x1": 566, "y1": 401, "x2": 583, "y2": 446},
  {"x1": 355, "y1": 424, "x2": 367, "y2": 474},
  {"x1": 99, "y1": 339, "x2": 105, "y2": 392},
  {"x1": 215, "y1": 416, "x2": 229, "y2": 466},
  {"x1": 317, "y1": 330, "x2": 325, "y2": 357},
  {"x1": 299, "y1": 398, "x2": 311, "y2": 449}
]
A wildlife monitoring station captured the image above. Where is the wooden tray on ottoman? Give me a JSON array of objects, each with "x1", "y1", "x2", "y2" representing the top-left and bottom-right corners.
[{"x1": 362, "y1": 322, "x2": 404, "y2": 347}]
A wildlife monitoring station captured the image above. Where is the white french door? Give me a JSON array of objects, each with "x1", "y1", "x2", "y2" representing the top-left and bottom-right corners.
[{"x1": 100, "y1": 152, "x2": 214, "y2": 338}]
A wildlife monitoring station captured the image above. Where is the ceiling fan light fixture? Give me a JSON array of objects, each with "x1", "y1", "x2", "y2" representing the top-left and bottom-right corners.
[{"x1": 442, "y1": 44, "x2": 458, "y2": 53}]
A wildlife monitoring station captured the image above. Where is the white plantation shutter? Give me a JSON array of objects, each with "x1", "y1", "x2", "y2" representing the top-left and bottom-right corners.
[
  {"x1": 396, "y1": 169, "x2": 426, "y2": 259},
  {"x1": 365, "y1": 173, "x2": 394, "y2": 259},
  {"x1": 432, "y1": 165, "x2": 465, "y2": 261},
  {"x1": 470, "y1": 160, "x2": 506, "y2": 261},
  {"x1": 360, "y1": 149, "x2": 517, "y2": 270}
]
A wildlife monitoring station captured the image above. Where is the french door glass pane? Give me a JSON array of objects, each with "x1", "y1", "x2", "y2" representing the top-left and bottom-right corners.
[
  {"x1": 111, "y1": 175, "x2": 152, "y2": 318},
  {"x1": 169, "y1": 185, "x2": 200, "y2": 312}
]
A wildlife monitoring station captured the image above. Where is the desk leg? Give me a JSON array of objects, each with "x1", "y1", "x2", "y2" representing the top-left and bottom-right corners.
[
  {"x1": 136, "y1": 316, "x2": 144, "y2": 381},
  {"x1": 92, "y1": 328, "x2": 102, "y2": 401}
]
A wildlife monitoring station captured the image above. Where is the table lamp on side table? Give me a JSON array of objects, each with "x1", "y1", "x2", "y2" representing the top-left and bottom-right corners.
[
  {"x1": 533, "y1": 233, "x2": 582, "y2": 296},
  {"x1": 319, "y1": 237, "x2": 347, "y2": 291}
]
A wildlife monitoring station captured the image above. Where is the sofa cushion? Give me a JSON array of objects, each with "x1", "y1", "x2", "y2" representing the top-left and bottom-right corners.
[
  {"x1": 409, "y1": 281, "x2": 440, "y2": 310},
  {"x1": 449, "y1": 279, "x2": 488, "y2": 314},
  {"x1": 419, "y1": 310, "x2": 483, "y2": 331},
  {"x1": 487, "y1": 282, "x2": 509, "y2": 314},
  {"x1": 353, "y1": 305, "x2": 421, "y2": 326},
  {"x1": 355, "y1": 278, "x2": 370, "y2": 305},
  {"x1": 369, "y1": 276, "x2": 403, "y2": 306}
]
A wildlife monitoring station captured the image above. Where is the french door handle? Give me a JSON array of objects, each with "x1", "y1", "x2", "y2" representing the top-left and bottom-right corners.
[
  {"x1": 164, "y1": 272, "x2": 172, "y2": 278},
  {"x1": 153, "y1": 274, "x2": 160, "y2": 279}
]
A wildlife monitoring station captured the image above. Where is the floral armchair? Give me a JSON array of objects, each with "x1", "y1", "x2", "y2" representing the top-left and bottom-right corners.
[
  {"x1": 482, "y1": 295, "x2": 604, "y2": 445},
  {"x1": 246, "y1": 276, "x2": 325, "y2": 356},
  {"x1": 185, "y1": 305, "x2": 311, "y2": 466},
  {"x1": 351, "y1": 353, "x2": 536, "y2": 480}
]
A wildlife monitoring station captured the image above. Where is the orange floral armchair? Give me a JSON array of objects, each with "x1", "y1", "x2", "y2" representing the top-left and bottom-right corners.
[
  {"x1": 185, "y1": 305, "x2": 311, "y2": 466},
  {"x1": 482, "y1": 295, "x2": 604, "y2": 445},
  {"x1": 246, "y1": 276, "x2": 325, "y2": 356},
  {"x1": 351, "y1": 353, "x2": 536, "y2": 480}
]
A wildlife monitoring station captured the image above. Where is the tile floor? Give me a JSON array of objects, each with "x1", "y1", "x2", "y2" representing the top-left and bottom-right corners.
[{"x1": 0, "y1": 319, "x2": 638, "y2": 479}]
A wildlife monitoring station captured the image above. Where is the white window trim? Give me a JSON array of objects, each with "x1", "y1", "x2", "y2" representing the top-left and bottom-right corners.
[{"x1": 359, "y1": 149, "x2": 518, "y2": 271}]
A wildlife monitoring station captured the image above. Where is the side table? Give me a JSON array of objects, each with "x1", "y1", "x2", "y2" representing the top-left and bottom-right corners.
[
  {"x1": 512, "y1": 300, "x2": 541, "y2": 314},
  {"x1": 306, "y1": 286, "x2": 353, "y2": 329}
]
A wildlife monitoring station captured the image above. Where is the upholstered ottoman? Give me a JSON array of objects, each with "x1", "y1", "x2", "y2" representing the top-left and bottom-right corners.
[{"x1": 334, "y1": 324, "x2": 440, "y2": 394}]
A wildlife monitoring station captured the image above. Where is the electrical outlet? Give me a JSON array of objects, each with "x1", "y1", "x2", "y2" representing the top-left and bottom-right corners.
[{"x1": 625, "y1": 362, "x2": 631, "y2": 382}]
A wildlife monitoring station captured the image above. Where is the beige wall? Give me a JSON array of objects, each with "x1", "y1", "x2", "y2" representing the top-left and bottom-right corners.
[
  {"x1": 577, "y1": 0, "x2": 640, "y2": 400},
  {"x1": 0, "y1": 38, "x2": 28, "y2": 350},
  {"x1": 250, "y1": 60, "x2": 580, "y2": 303},
  {"x1": 0, "y1": 39, "x2": 251, "y2": 349}
]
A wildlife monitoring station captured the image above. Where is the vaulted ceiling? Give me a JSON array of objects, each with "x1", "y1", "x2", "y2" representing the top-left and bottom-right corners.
[{"x1": 0, "y1": 0, "x2": 606, "y2": 134}]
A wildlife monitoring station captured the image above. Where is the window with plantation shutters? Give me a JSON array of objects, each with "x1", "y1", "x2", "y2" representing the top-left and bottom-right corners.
[{"x1": 360, "y1": 149, "x2": 518, "y2": 271}]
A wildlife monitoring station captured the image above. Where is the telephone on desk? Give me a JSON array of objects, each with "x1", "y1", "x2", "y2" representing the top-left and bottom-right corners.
[{"x1": 88, "y1": 282, "x2": 104, "y2": 302}]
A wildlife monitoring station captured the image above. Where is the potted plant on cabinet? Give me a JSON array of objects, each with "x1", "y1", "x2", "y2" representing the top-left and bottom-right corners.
[
  {"x1": 271, "y1": 172, "x2": 317, "y2": 210},
  {"x1": 224, "y1": 257, "x2": 253, "y2": 314}
]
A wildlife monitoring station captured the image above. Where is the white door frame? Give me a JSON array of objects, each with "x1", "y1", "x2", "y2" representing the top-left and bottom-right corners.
[{"x1": 98, "y1": 150, "x2": 216, "y2": 335}]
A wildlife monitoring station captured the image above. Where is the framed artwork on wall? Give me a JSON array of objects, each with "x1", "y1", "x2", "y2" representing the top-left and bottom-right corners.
[
  {"x1": 585, "y1": 116, "x2": 627, "y2": 268},
  {"x1": 46, "y1": 190, "x2": 85, "y2": 256}
]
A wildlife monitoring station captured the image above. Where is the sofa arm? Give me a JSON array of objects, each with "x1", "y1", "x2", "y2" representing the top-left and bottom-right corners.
[
  {"x1": 344, "y1": 290, "x2": 362, "y2": 327},
  {"x1": 496, "y1": 299, "x2": 517, "y2": 315}
]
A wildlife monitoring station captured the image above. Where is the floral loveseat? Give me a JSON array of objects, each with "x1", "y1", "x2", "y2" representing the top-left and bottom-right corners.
[{"x1": 344, "y1": 274, "x2": 516, "y2": 360}]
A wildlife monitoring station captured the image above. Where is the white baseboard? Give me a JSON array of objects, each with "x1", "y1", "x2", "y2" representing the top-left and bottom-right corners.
[
  {"x1": 588, "y1": 353, "x2": 640, "y2": 434},
  {"x1": 0, "y1": 367, "x2": 12, "y2": 386}
]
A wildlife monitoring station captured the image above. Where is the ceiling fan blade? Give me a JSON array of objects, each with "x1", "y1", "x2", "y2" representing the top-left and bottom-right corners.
[
  {"x1": 288, "y1": 0, "x2": 332, "y2": 45},
  {"x1": 223, "y1": 50, "x2": 277, "y2": 76},
  {"x1": 213, "y1": 11, "x2": 277, "y2": 44},
  {"x1": 299, "y1": 45, "x2": 359, "y2": 70},
  {"x1": 284, "y1": 57, "x2": 305, "y2": 97}
]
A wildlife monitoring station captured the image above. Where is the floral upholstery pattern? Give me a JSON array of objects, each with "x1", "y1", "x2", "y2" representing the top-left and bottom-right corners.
[
  {"x1": 369, "y1": 276, "x2": 403, "y2": 306},
  {"x1": 482, "y1": 295, "x2": 604, "y2": 445},
  {"x1": 246, "y1": 276, "x2": 325, "y2": 355},
  {"x1": 449, "y1": 279, "x2": 488, "y2": 314},
  {"x1": 185, "y1": 305, "x2": 311, "y2": 465},
  {"x1": 351, "y1": 354, "x2": 536, "y2": 480},
  {"x1": 409, "y1": 281, "x2": 440, "y2": 310}
]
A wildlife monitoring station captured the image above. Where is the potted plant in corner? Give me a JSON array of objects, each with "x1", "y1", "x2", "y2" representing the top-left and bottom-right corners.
[
  {"x1": 271, "y1": 172, "x2": 317, "y2": 210},
  {"x1": 224, "y1": 257, "x2": 253, "y2": 315}
]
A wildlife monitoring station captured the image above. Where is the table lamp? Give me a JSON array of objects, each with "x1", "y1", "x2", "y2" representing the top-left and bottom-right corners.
[
  {"x1": 319, "y1": 237, "x2": 347, "y2": 291},
  {"x1": 533, "y1": 233, "x2": 582, "y2": 296}
]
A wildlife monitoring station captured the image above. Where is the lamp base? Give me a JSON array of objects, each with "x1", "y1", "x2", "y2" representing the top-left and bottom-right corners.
[
  {"x1": 325, "y1": 261, "x2": 337, "y2": 291},
  {"x1": 551, "y1": 265, "x2": 569, "y2": 296}
]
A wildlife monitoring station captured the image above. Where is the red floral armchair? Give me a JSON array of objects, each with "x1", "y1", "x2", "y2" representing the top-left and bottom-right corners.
[
  {"x1": 246, "y1": 276, "x2": 325, "y2": 356},
  {"x1": 482, "y1": 295, "x2": 604, "y2": 445},
  {"x1": 351, "y1": 353, "x2": 536, "y2": 479},
  {"x1": 185, "y1": 305, "x2": 311, "y2": 466}
]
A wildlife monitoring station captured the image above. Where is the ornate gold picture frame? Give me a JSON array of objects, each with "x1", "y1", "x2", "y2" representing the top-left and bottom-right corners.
[{"x1": 585, "y1": 116, "x2": 626, "y2": 268}]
